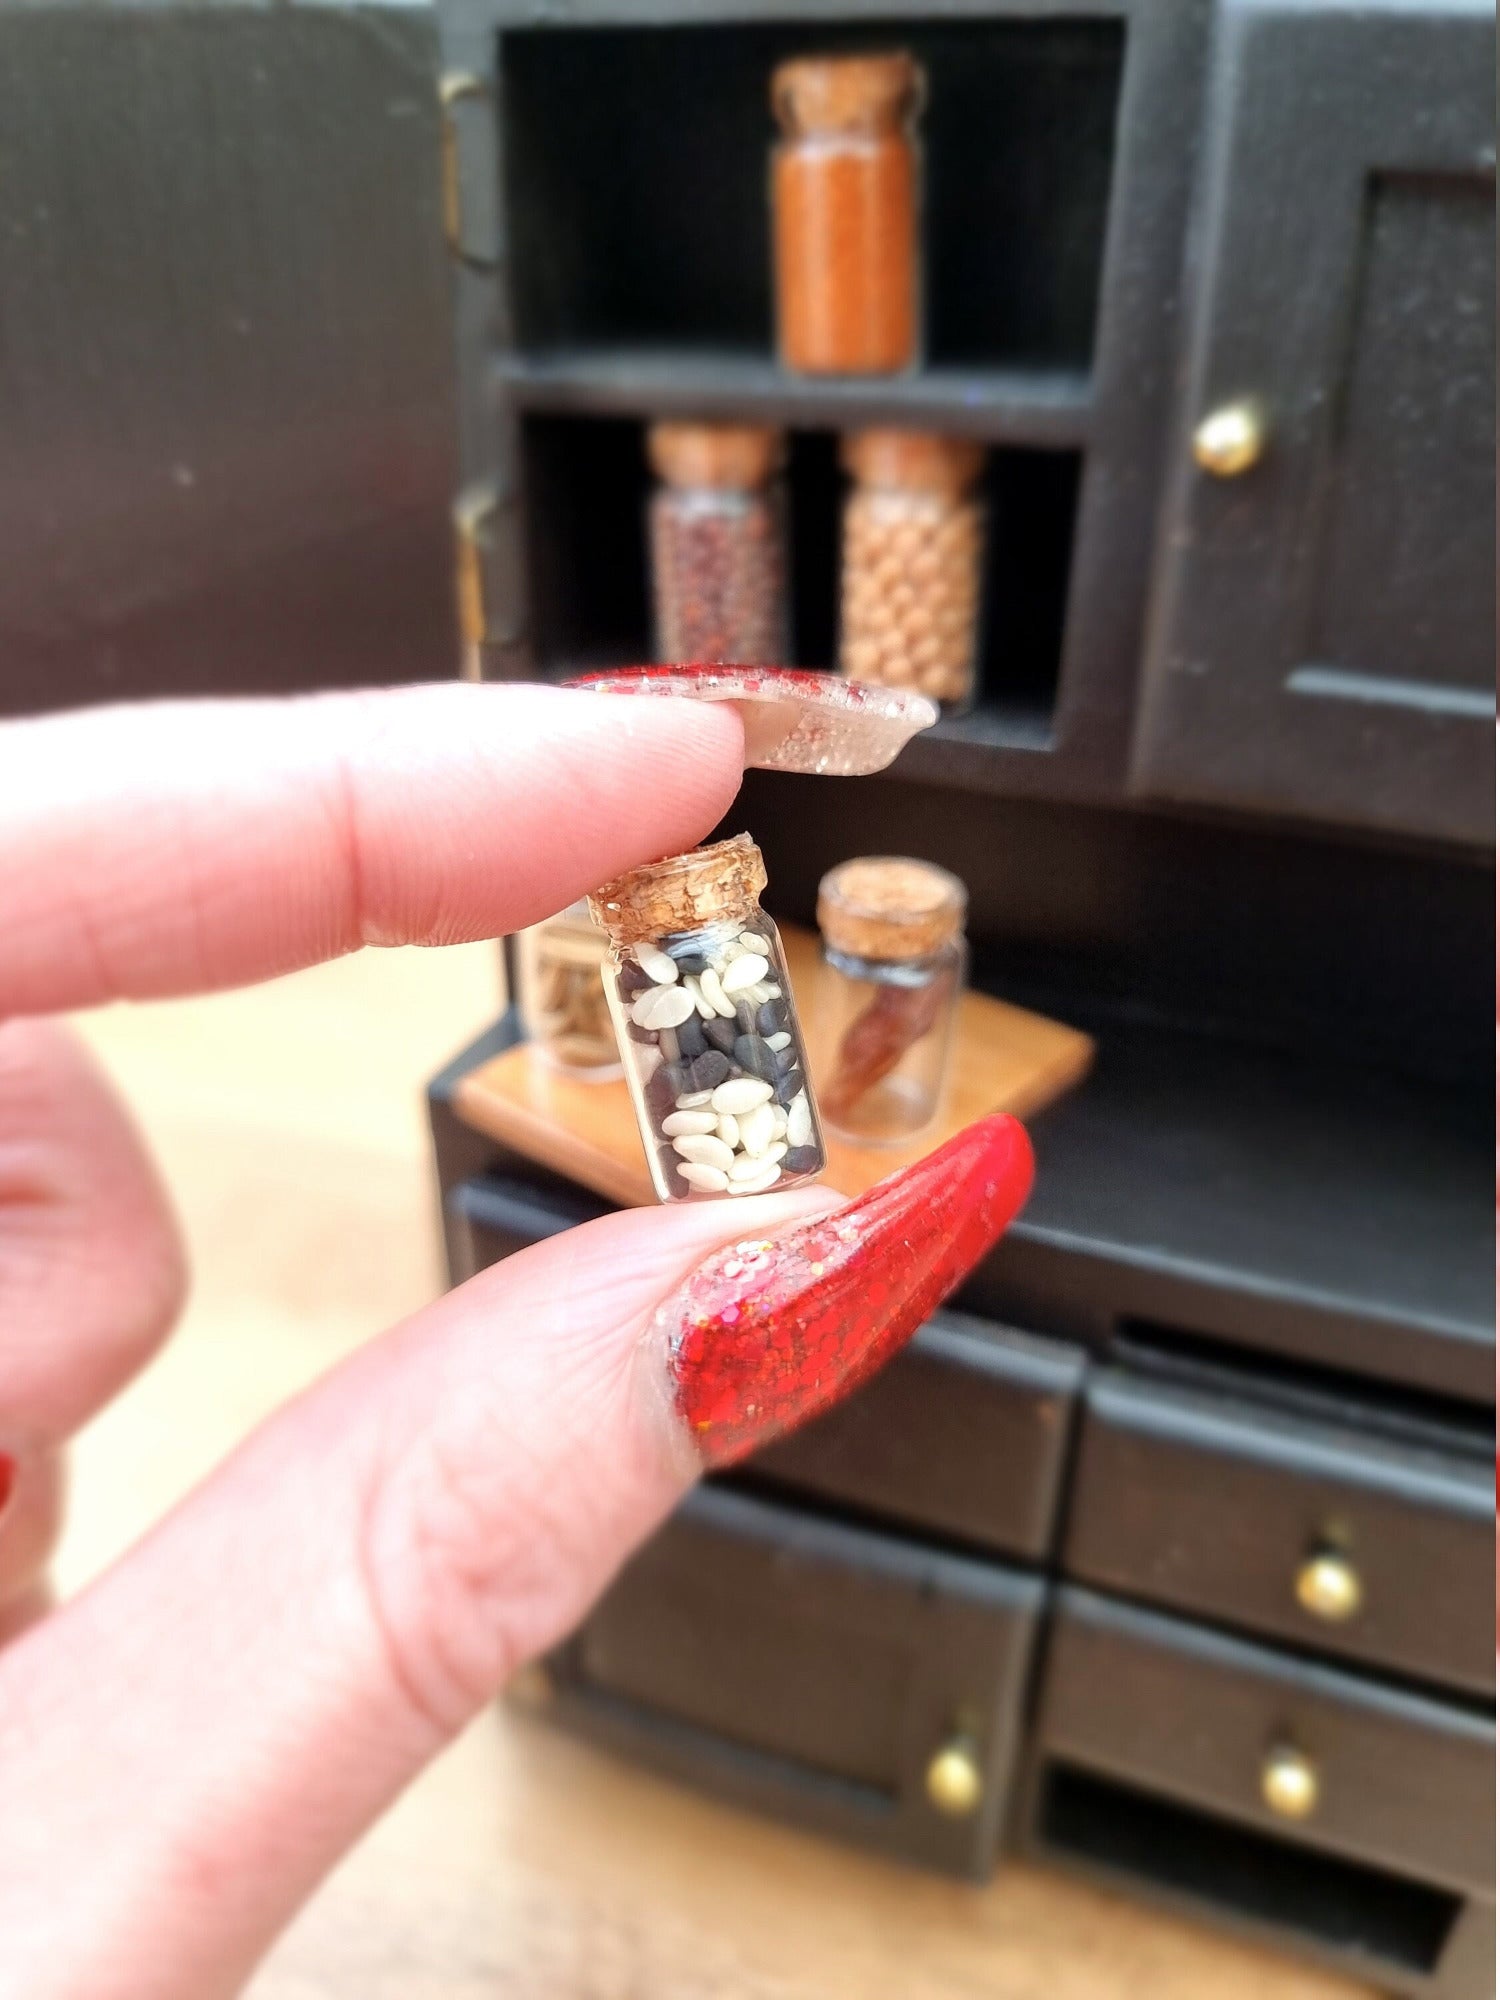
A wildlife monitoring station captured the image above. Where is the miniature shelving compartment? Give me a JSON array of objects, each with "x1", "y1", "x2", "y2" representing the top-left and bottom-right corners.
[{"x1": 486, "y1": 12, "x2": 1133, "y2": 765}]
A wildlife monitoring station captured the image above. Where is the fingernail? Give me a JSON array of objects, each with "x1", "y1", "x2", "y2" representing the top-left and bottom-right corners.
[
  {"x1": 654, "y1": 1113, "x2": 1034, "y2": 1468},
  {"x1": 0, "y1": 1456, "x2": 16, "y2": 1523}
]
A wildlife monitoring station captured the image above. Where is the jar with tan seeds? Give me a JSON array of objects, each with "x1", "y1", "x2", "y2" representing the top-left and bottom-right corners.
[{"x1": 838, "y1": 430, "x2": 987, "y2": 708}]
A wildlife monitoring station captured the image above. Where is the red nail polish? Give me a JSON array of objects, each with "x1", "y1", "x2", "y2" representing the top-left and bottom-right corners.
[
  {"x1": 659, "y1": 1113, "x2": 1034, "y2": 1467},
  {"x1": 0, "y1": 1456, "x2": 16, "y2": 1521}
]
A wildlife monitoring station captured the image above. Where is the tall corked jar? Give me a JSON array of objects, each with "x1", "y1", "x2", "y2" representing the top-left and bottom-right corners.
[
  {"x1": 816, "y1": 856, "x2": 967, "y2": 1143},
  {"x1": 838, "y1": 429, "x2": 987, "y2": 707},
  {"x1": 771, "y1": 52, "x2": 924, "y2": 376},
  {"x1": 514, "y1": 899, "x2": 621, "y2": 1080},
  {"x1": 590, "y1": 835, "x2": 826, "y2": 1202},
  {"x1": 648, "y1": 422, "x2": 789, "y2": 666}
]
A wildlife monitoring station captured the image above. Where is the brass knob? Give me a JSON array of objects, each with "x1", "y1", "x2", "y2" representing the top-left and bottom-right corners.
[
  {"x1": 1261, "y1": 1745, "x2": 1320, "y2": 1821},
  {"x1": 925, "y1": 1736, "x2": 984, "y2": 1817},
  {"x1": 1295, "y1": 1549, "x2": 1363, "y2": 1623},
  {"x1": 1192, "y1": 401, "x2": 1266, "y2": 477}
]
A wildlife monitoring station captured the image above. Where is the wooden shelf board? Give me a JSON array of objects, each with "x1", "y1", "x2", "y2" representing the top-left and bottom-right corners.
[{"x1": 454, "y1": 924, "x2": 1094, "y2": 1208}]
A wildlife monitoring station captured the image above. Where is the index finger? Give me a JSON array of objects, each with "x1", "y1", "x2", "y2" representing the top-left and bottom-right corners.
[{"x1": 0, "y1": 682, "x2": 745, "y2": 1016}]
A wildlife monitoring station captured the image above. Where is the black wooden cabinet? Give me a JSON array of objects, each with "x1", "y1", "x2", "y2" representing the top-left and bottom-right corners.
[{"x1": 1131, "y1": 0, "x2": 1495, "y2": 845}]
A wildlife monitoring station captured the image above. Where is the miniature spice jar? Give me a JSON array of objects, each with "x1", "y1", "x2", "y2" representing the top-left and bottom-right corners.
[
  {"x1": 589, "y1": 834, "x2": 826, "y2": 1202},
  {"x1": 838, "y1": 429, "x2": 987, "y2": 707},
  {"x1": 771, "y1": 52, "x2": 924, "y2": 376},
  {"x1": 816, "y1": 855, "x2": 967, "y2": 1143},
  {"x1": 515, "y1": 899, "x2": 621, "y2": 1079},
  {"x1": 648, "y1": 422, "x2": 789, "y2": 666}
]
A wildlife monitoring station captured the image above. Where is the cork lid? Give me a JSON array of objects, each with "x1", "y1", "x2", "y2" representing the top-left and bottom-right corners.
[
  {"x1": 648, "y1": 422, "x2": 784, "y2": 492},
  {"x1": 841, "y1": 429, "x2": 986, "y2": 495},
  {"x1": 772, "y1": 52, "x2": 923, "y2": 136},
  {"x1": 564, "y1": 665, "x2": 937, "y2": 776},
  {"x1": 818, "y1": 855, "x2": 966, "y2": 961},
  {"x1": 589, "y1": 833, "x2": 768, "y2": 947}
]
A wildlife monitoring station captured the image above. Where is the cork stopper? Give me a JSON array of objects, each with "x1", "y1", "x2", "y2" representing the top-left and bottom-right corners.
[
  {"x1": 841, "y1": 429, "x2": 985, "y2": 495},
  {"x1": 818, "y1": 855, "x2": 966, "y2": 962},
  {"x1": 648, "y1": 422, "x2": 784, "y2": 493},
  {"x1": 589, "y1": 834, "x2": 768, "y2": 947},
  {"x1": 772, "y1": 52, "x2": 923, "y2": 137}
]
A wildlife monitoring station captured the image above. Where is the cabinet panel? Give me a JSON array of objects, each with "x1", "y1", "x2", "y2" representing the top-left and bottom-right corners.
[{"x1": 1133, "y1": 0, "x2": 1495, "y2": 845}]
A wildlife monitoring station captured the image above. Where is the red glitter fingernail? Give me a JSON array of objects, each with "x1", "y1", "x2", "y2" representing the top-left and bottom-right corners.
[{"x1": 656, "y1": 1113, "x2": 1034, "y2": 1468}]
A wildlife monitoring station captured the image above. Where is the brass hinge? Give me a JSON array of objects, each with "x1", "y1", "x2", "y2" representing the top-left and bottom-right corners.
[
  {"x1": 452, "y1": 483, "x2": 501, "y2": 669},
  {"x1": 439, "y1": 72, "x2": 497, "y2": 270}
]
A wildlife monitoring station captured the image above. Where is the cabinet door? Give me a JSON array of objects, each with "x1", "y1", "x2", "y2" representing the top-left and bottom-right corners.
[{"x1": 1133, "y1": 0, "x2": 1495, "y2": 846}]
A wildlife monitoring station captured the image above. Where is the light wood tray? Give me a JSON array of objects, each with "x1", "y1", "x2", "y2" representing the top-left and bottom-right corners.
[{"x1": 454, "y1": 924, "x2": 1094, "y2": 1206}]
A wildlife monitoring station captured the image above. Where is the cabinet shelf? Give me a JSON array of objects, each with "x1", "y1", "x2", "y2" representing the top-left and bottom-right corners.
[{"x1": 497, "y1": 349, "x2": 1093, "y2": 451}]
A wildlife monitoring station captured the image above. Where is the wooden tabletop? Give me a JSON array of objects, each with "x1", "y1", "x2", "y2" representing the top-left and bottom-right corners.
[{"x1": 63, "y1": 945, "x2": 1370, "y2": 2000}]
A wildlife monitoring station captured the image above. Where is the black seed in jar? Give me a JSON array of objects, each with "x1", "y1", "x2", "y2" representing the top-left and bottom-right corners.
[
  {"x1": 674, "y1": 952, "x2": 708, "y2": 977},
  {"x1": 755, "y1": 999, "x2": 786, "y2": 1036},
  {"x1": 688, "y1": 1049, "x2": 732, "y2": 1093},
  {"x1": 781, "y1": 1146, "x2": 821, "y2": 1176},
  {"x1": 675, "y1": 1014, "x2": 707, "y2": 1060},
  {"x1": 646, "y1": 1062, "x2": 690, "y2": 1116},
  {"x1": 618, "y1": 959, "x2": 653, "y2": 996},
  {"x1": 735, "y1": 1000, "x2": 758, "y2": 1033},
  {"x1": 773, "y1": 1067, "x2": 804, "y2": 1106},
  {"x1": 703, "y1": 1017, "x2": 738, "y2": 1056},
  {"x1": 773, "y1": 1044, "x2": 798, "y2": 1075},
  {"x1": 733, "y1": 1034, "x2": 777, "y2": 1081}
]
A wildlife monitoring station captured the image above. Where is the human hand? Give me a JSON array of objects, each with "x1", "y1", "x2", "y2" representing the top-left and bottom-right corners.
[{"x1": 0, "y1": 682, "x2": 1031, "y2": 1999}]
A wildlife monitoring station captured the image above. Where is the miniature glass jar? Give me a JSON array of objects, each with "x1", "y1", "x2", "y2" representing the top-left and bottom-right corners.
[
  {"x1": 838, "y1": 430, "x2": 987, "y2": 708},
  {"x1": 515, "y1": 899, "x2": 622, "y2": 1079},
  {"x1": 589, "y1": 835, "x2": 826, "y2": 1202},
  {"x1": 815, "y1": 856, "x2": 966, "y2": 1143},
  {"x1": 648, "y1": 422, "x2": 789, "y2": 666},
  {"x1": 771, "y1": 52, "x2": 924, "y2": 376}
]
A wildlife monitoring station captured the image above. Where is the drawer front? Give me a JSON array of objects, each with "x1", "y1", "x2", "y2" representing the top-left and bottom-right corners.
[
  {"x1": 444, "y1": 1170, "x2": 613, "y2": 1282},
  {"x1": 749, "y1": 1312, "x2": 1085, "y2": 1560},
  {"x1": 1037, "y1": 1588, "x2": 1493, "y2": 1897},
  {"x1": 1065, "y1": 1367, "x2": 1494, "y2": 1694},
  {"x1": 549, "y1": 1484, "x2": 1044, "y2": 1879}
]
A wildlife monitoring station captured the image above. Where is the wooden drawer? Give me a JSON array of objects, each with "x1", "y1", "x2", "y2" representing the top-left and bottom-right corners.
[
  {"x1": 1036, "y1": 1589, "x2": 1493, "y2": 1900},
  {"x1": 749, "y1": 1312, "x2": 1085, "y2": 1561},
  {"x1": 1065, "y1": 1367, "x2": 1494, "y2": 1694},
  {"x1": 444, "y1": 1170, "x2": 612, "y2": 1282},
  {"x1": 548, "y1": 1484, "x2": 1044, "y2": 1879}
]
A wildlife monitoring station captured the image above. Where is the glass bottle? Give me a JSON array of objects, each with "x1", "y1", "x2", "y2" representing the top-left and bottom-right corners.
[
  {"x1": 771, "y1": 52, "x2": 924, "y2": 377},
  {"x1": 589, "y1": 834, "x2": 826, "y2": 1202},
  {"x1": 647, "y1": 422, "x2": 789, "y2": 666},
  {"x1": 515, "y1": 899, "x2": 622, "y2": 1080},
  {"x1": 838, "y1": 429, "x2": 987, "y2": 708},
  {"x1": 815, "y1": 856, "x2": 966, "y2": 1143}
]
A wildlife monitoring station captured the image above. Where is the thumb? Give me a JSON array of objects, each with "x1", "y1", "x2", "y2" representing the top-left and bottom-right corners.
[{"x1": 0, "y1": 1117, "x2": 1030, "y2": 2000}]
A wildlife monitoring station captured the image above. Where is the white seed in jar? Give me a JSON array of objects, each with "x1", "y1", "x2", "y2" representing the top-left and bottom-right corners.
[
  {"x1": 736, "y1": 1102, "x2": 777, "y2": 1157},
  {"x1": 697, "y1": 965, "x2": 737, "y2": 1018},
  {"x1": 710, "y1": 1076, "x2": 774, "y2": 1115},
  {"x1": 631, "y1": 984, "x2": 696, "y2": 1032},
  {"x1": 765, "y1": 1031, "x2": 791, "y2": 1052},
  {"x1": 786, "y1": 1090, "x2": 813, "y2": 1149},
  {"x1": 739, "y1": 932, "x2": 771, "y2": 953},
  {"x1": 770, "y1": 1105, "x2": 789, "y2": 1138},
  {"x1": 634, "y1": 942, "x2": 679, "y2": 984},
  {"x1": 715, "y1": 1113, "x2": 740, "y2": 1149},
  {"x1": 672, "y1": 1133, "x2": 736, "y2": 1171},
  {"x1": 662, "y1": 1109, "x2": 719, "y2": 1137},
  {"x1": 729, "y1": 1146, "x2": 785, "y2": 1181},
  {"x1": 677, "y1": 1162, "x2": 731, "y2": 1192},
  {"x1": 675, "y1": 1089, "x2": 715, "y2": 1109},
  {"x1": 728, "y1": 1163, "x2": 783, "y2": 1194},
  {"x1": 684, "y1": 975, "x2": 715, "y2": 1020},
  {"x1": 720, "y1": 953, "x2": 769, "y2": 994}
]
